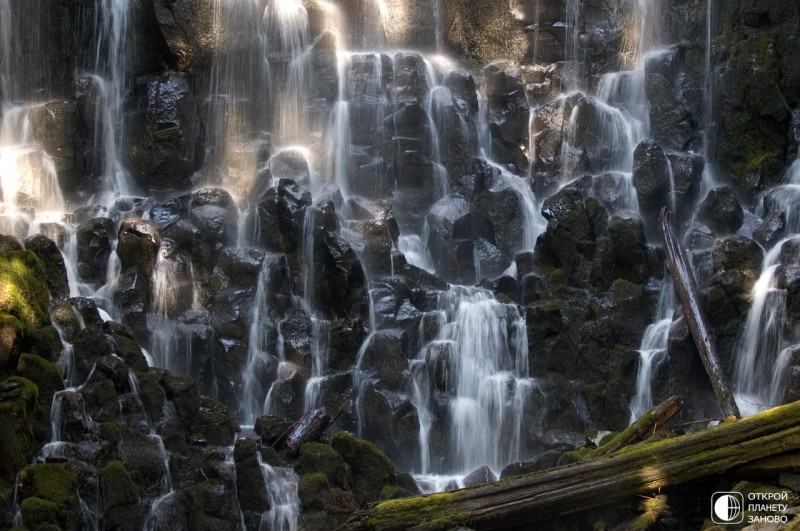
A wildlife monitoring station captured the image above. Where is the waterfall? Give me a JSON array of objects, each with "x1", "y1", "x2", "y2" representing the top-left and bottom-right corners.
[
  {"x1": 258, "y1": 455, "x2": 300, "y2": 531},
  {"x1": 629, "y1": 280, "x2": 675, "y2": 423},
  {"x1": 411, "y1": 287, "x2": 533, "y2": 475},
  {"x1": 242, "y1": 254, "x2": 278, "y2": 424},
  {"x1": 93, "y1": 0, "x2": 136, "y2": 200}
]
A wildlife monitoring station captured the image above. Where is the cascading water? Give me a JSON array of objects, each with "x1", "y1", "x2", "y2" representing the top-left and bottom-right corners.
[
  {"x1": 629, "y1": 280, "x2": 675, "y2": 422},
  {"x1": 411, "y1": 287, "x2": 535, "y2": 476},
  {"x1": 92, "y1": 0, "x2": 136, "y2": 200}
]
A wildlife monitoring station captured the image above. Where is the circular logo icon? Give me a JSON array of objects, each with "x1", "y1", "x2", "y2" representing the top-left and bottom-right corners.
[{"x1": 712, "y1": 492, "x2": 744, "y2": 524}]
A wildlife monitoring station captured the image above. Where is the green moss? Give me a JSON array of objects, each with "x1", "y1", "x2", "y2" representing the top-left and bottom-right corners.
[
  {"x1": 0, "y1": 251, "x2": 50, "y2": 331},
  {"x1": 331, "y1": 432, "x2": 394, "y2": 473},
  {"x1": 19, "y1": 464, "x2": 77, "y2": 508},
  {"x1": 100, "y1": 460, "x2": 140, "y2": 509},
  {"x1": 356, "y1": 490, "x2": 470, "y2": 530},
  {"x1": 16, "y1": 354, "x2": 63, "y2": 406},
  {"x1": 20, "y1": 496, "x2": 60, "y2": 528},
  {"x1": 379, "y1": 485, "x2": 414, "y2": 500},
  {"x1": 495, "y1": 293, "x2": 512, "y2": 304},
  {"x1": 0, "y1": 376, "x2": 39, "y2": 482}
]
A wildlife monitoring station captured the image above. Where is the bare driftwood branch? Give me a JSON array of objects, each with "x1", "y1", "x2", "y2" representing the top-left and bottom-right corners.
[{"x1": 658, "y1": 208, "x2": 740, "y2": 418}]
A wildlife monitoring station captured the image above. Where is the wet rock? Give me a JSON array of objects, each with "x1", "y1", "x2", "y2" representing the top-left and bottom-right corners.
[
  {"x1": 343, "y1": 220, "x2": 394, "y2": 277},
  {"x1": 128, "y1": 73, "x2": 201, "y2": 191},
  {"x1": 358, "y1": 329, "x2": 407, "y2": 389},
  {"x1": 152, "y1": 0, "x2": 215, "y2": 71},
  {"x1": 0, "y1": 377, "x2": 38, "y2": 483},
  {"x1": 644, "y1": 47, "x2": 701, "y2": 151},
  {"x1": 280, "y1": 308, "x2": 313, "y2": 373},
  {"x1": 358, "y1": 387, "x2": 419, "y2": 472},
  {"x1": 667, "y1": 152, "x2": 704, "y2": 225},
  {"x1": 81, "y1": 369, "x2": 122, "y2": 423},
  {"x1": 233, "y1": 438, "x2": 269, "y2": 527},
  {"x1": 426, "y1": 194, "x2": 475, "y2": 284},
  {"x1": 536, "y1": 188, "x2": 608, "y2": 286},
  {"x1": 632, "y1": 139, "x2": 671, "y2": 228},
  {"x1": 753, "y1": 210, "x2": 787, "y2": 249},
  {"x1": 248, "y1": 179, "x2": 311, "y2": 263},
  {"x1": 696, "y1": 186, "x2": 745, "y2": 235},
  {"x1": 117, "y1": 220, "x2": 160, "y2": 278},
  {"x1": 268, "y1": 363, "x2": 307, "y2": 420},
  {"x1": 462, "y1": 465, "x2": 497, "y2": 487},
  {"x1": 24, "y1": 234, "x2": 69, "y2": 299},
  {"x1": 296, "y1": 441, "x2": 350, "y2": 490},
  {"x1": 472, "y1": 163, "x2": 527, "y2": 258},
  {"x1": 15, "y1": 353, "x2": 64, "y2": 410},
  {"x1": 782, "y1": 346, "x2": 800, "y2": 403},
  {"x1": 591, "y1": 214, "x2": 653, "y2": 289},
  {"x1": 485, "y1": 65, "x2": 529, "y2": 149},
  {"x1": 76, "y1": 217, "x2": 115, "y2": 284},
  {"x1": 331, "y1": 431, "x2": 419, "y2": 507},
  {"x1": 184, "y1": 478, "x2": 242, "y2": 530},
  {"x1": 318, "y1": 231, "x2": 367, "y2": 320},
  {"x1": 17, "y1": 463, "x2": 82, "y2": 531},
  {"x1": 254, "y1": 415, "x2": 295, "y2": 447},
  {"x1": 73, "y1": 324, "x2": 116, "y2": 384},
  {"x1": 99, "y1": 460, "x2": 141, "y2": 531},
  {"x1": 217, "y1": 248, "x2": 267, "y2": 285}
]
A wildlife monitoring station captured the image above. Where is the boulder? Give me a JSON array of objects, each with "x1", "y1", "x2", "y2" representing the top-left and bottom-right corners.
[
  {"x1": 24, "y1": 234, "x2": 69, "y2": 299},
  {"x1": 76, "y1": 217, "x2": 116, "y2": 284},
  {"x1": 632, "y1": 139, "x2": 671, "y2": 227},
  {"x1": 696, "y1": 186, "x2": 745, "y2": 235}
]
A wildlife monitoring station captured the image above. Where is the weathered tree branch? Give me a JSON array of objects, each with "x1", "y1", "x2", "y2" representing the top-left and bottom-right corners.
[{"x1": 658, "y1": 208, "x2": 740, "y2": 418}]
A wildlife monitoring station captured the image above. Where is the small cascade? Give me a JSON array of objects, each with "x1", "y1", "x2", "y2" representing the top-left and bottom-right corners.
[
  {"x1": 411, "y1": 287, "x2": 533, "y2": 475},
  {"x1": 485, "y1": 160, "x2": 546, "y2": 253},
  {"x1": 149, "y1": 246, "x2": 181, "y2": 371},
  {"x1": 564, "y1": 0, "x2": 583, "y2": 91},
  {"x1": 258, "y1": 454, "x2": 300, "y2": 531},
  {"x1": 353, "y1": 332, "x2": 377, "y2": 438},
  {"x1": 629, "y1": 280, "x2": 676, "y2": 423},
  {"x1": 303, "y1": 317, "x2": 330, "y2": 411},
  {"x1": 0, "y1": 103, "x2": 66, "y2": 236},
  {"x1": 731, "y1": 156, "x2": 800, "y2": 415},
  {"x1": 92, "y1": 0, "x2": 136, "y2": 200},
  {"x1": 267, "y1": 0, "x2": 311, "y2": 146},
  {"x1": 242, "y1": 254, "x2": 278, "y2": 424},
  {"x1": 732, "y1": 241, "x2": 794, "y2": 415},
  {"x1": 424, "y1": 84, "x2": 452, "y2": 199},
  {"x1": 325, "y1": 51, "x2": 354, "y2": 192}
]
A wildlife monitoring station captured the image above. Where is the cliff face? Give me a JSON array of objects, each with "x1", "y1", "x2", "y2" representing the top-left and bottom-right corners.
[{"x1": 2, "y1": 0, "x2": 800, "y2": 529}]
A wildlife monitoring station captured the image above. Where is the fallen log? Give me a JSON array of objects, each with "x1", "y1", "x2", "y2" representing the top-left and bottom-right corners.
[
  {"x1": 600, "y1": 395, "x2": 683, "y2": 455},
  {"x1": 658, "y1": 208, "x2": 740, "y2": 419},
  {"x1": 275, "y1": 407, "x2": 333, "y2": 454},
  {"x1": 343, "y1": 400, "x2": 800, "y2": 531}
]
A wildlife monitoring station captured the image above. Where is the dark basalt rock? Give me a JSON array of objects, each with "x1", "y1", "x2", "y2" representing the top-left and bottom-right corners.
[
  {"x1": 632, "y1": 139, "x2": 671, "y2": 232},
  {"x1": 24, "y1": 233, "x2": 69, "y2": 300},
  {"x1": 696, "y1": 186, "x2": 745, "y2": 235},
  {"x1": 463, "y1": 465, "x2": 498, "y2": 487},
  {"x1": 76, "y1": 217, "x2": 116, "y2": 284}
]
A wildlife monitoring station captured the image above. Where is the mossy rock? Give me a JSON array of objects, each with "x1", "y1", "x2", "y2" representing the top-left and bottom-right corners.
[
  {"x1": 17, "y1": 463, "x2": 81, "y2": 531},
  {"x1": 184, "y1": 479, "x2": 242, "y2": 530},
  {"x1": 16, "y1": 354, "x2": 64, "y2": 407},
  {"x1": 331, "y1": 431, "x2": 395, "y2": 506},
  {"x1": 0, "y1": 376, "x2": 39, "y2": 484},
  {"x1": 100, "y1": 461, "x2": 140, "y2": 508},
  {"x1": 20, "y1": 496, "x2": 60, "y2": 530},
  {"x1": 296, "y1": 441, "x2": 348, "y2": 488},
  {"x1": 0, "y1": 251, "x2": 50, "y2": 329},
  {"x1": 299, "y1": 472, "x2": 330, "y2": 510}
]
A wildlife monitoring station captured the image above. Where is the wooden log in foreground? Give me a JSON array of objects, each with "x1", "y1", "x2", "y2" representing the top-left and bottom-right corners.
[
  {"x1": 658, "y1": 208, "x2": 740, "y2": 419},
  {"x1": 344, "y1": 400, "x2": 800, "y2": 531}
]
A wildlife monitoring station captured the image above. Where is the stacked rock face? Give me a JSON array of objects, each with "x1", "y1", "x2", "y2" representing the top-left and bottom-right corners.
[{"x1": 2, "y1": 0, "x2": 800, "y2": 528}]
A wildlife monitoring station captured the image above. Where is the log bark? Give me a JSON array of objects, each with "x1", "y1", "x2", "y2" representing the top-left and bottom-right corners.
[
  {"x1": 600, "y1": 395, "x2": 683, "y2": 455},
  {"x1": 343, "y1": 400, "x2": 800, "y2": 531},
  {"x1": 278, "y1": 408, "x2": 333, "y2": 454},
  {"x1": 658, "y1": 208, "x2": 740, "y2": 418}
]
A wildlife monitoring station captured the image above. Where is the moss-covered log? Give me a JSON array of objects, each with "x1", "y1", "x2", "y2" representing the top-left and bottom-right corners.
[
  {"x1": 658, "y1": 208, "x2": 740, "y2": 418},
  {"x1": 343, "y1": 400, "x2": 800, "y2": 530}
]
